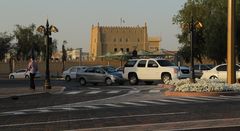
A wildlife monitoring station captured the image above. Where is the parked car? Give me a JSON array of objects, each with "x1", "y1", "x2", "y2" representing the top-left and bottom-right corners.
[
  {"x1": 9, "y1": 69, "x2": 41, "y2": 79},
  {"x1": 201, "y1": 64, "x2": 240, "y2": 81},
  {"x1": 62, "y1": 66, "x2": 87, "y2": 81},
  {"x1": 123, "y1": 58, "x2": 190, "y2": 85},
  {"x1": 194, "y1": 64, "x2": 214, "y2": 78},
  {"x1": 76, "y1": 66, "x2": 125, "y2": 86}
]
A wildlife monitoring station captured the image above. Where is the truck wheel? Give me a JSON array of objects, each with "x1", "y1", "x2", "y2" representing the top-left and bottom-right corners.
[
  {"x1": 129, "y1": 74, "x2": 138, "y2": 85},
  {"x1": 161, "y1": 73, "x2": 171, "y2": 84}
]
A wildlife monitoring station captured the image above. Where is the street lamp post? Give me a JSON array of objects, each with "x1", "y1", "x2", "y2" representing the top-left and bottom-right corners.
[
  {"x1": 190, "y1": 17, "x2": 195, "y2": 83},
  {"x1": 79, "y1": 48, "x2": 82, "y2": 66},
  {"x1": 37, "y1": 19, "x2": 58, "y2": 89},
  {"x1": 62, "y1": 40, "x2": 67, "y2": 72},
  {"x1": 186, "y1": 17, "x2": 203, "y2": 83}
]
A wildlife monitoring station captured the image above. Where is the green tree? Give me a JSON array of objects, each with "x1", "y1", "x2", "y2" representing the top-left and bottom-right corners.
[
  {"x1": 173, "y1": 0, "x2": 240, "y2": 64},
  {"x1": 13, "y1": 24, "x2": 58, "y2": 60},
  {"x1": 0, "y1": 32, "x2": 14, "y2": 61},
  {"x1": 173, "y1": 0, "x2": 207, "y2": 64}
]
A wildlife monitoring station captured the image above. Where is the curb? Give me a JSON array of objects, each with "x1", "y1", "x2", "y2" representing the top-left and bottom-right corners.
[{"x1": 164, "y1": 91, "x2": 240, "y2": 97}]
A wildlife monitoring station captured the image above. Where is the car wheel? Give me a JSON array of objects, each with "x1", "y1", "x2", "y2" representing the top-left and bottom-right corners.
[
  {"x1": 105, "y1": 78, "x2": 112, "y2": 86},
  {"x1": 161, "y1": 73, "x2": 171, "y2": 84},
  {"x1": 79, "y1": 78, "x2": 86, "y2": 86},
  {"x1": 144, "y1": 81, "x2": 153, "y2": 85},
  {"x1": 65, "y1": 75, "x2": 71, "y2": 81},
  {"x1": 210, "y1": 76, "x2": 218, "y2": 79},
  {"x1": 129, "y1": 73, "x2": 138, "y2": 85},
  {"x1": 10, "y1": 75, "x2": 14, "y2": 79},
  {"x1": 25, "y1": 75, "x2": 30, "y2": 79}
]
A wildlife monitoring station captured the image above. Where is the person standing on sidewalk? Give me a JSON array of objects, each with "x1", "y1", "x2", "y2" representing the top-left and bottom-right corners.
[{"x1": 26, "y1": 57, "x2": 38, "y2": 90}]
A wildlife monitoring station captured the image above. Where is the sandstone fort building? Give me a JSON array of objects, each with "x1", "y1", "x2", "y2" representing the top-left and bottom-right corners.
[{"x1": 89, "y1": 23, "x2": 161, "y2": 60}]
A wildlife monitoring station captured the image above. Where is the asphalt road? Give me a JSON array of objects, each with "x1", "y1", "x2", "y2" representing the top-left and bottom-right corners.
[{"x1": 1, "y1": 79, "x2": 240, "y2": 130}]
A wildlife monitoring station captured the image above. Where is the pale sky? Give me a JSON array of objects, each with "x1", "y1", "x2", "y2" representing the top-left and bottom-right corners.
[{"x1": 0, "y1": 0, "x2": 186, "y2": 52}]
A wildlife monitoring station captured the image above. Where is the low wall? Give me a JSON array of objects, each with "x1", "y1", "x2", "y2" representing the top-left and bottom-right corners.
[{"x1": 0, "y1": 60, "x2": 124, "y2": 74}]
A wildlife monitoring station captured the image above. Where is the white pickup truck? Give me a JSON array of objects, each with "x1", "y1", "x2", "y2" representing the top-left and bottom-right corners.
[{"x1": 123, "y1": 58, "x2": 190, "y2": 85}]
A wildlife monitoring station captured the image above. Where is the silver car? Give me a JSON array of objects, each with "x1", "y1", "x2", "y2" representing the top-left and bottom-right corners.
[
  {"x1": 62, "y1": 66, "x2": 86, "y2": 81},
  {"x1": 76, "y1": 66, "x2": 124, "y2": 86}
]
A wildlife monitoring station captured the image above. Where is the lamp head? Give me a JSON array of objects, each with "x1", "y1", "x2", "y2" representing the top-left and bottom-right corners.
[
  {"x1": 36, "y1": 25, "x2": 45, "y2": 33},
  {"x1": 50, "y1": 25, "x2": 59, "y2": 33},
  {"x1": 195, "y1": 21, "x2": 203, "y2": 29}
]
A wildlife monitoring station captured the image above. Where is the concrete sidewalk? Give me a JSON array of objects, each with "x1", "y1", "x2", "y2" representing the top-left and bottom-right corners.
[{"x1": 0, "y1": 86, "x2": 65, "y2": 98}]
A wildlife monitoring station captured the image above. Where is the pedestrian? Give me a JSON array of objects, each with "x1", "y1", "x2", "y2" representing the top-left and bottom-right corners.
[{"x1": 26, "y1": 57, "x2": 38, "y2": 90}]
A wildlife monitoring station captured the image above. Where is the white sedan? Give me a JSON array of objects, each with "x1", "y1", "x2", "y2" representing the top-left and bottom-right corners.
[
  {"x1": 9, "y1": 69, "x2": 41, "y2": 79},
  {"x1": 201, "y1": 64, "x2": 240, "y2": 81}
]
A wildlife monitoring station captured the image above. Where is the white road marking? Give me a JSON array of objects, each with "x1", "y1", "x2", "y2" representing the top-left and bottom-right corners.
[
  {"x1": 156, "y1": 99, "x2": 187, "y2": 104},
  {"x1": 107, "y1": 90, "x2": 121, "y2": 94},
  {"x1": 149, "y1": 90, "x2": 160, "y2": 93},
  {"x1": 121, "y1": 102, "x2": 146, "y2": 106},
  {"x1": 83, "y1": 105, "x2": 101, "y2": 109},
  {"x1": 4, "y1": 111, "x2": 25, "y2": 115},
  {"x1": 129, "y1": 90, "x2": 140, "y2": 94},
  {"x1": 188, "y1": 96, "x2": 221, "y2": 101},
  {"x1": 86, "y1": 91, "x2": 102, "y2": 94},
  {"x1": 65, "y1": 91, "x2": 82, "y2": 95},
  {"x1": 37, "y1": 109, "x2": 52, "y2": 113},
  {"x1": 104, "y1": 104, "x2": 123, "y2": 108},
  {"x1": 69, "y1": 117, "x2": 240, "y2": 131},
  {"x1": 0, "y1": 112, "x2": 187, "y2": 128},
  {"x1": 140, "y1": 100, "x2": 168, "y2": 105},
  {"x1": 61, "y1": 107, "x2": 78, "y2": 111}
]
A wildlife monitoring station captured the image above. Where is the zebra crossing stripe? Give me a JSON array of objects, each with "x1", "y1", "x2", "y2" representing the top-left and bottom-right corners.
[
  {"x1": 129, "y1": 90, "x2": 140, "y2": 94},
  {"x1": 188, "y1": 96, "x2": 222, "y2": 101},
  {"x1": 4, "y1": 111, "x2": 25, "y2": 115},
  {"x1": 149, "y1": 90, "x2": 160, "y2": 93},
  {"x1": 140, "y1": 100, "x2": 168, "y2": 105},
  {"x1": 107, "y1": 90, "x2": 121, "y2": 94},
  {"x1": 83, "y1": 105, "x2": 101, "y2": 109},
  {"x1": 104, "y1": 104, "x2": 123, "y2": 108},
  {"x1": 156, "y1": 99, "x2": 187, "y2": 104},
  {"x1": 86, "y1": 91, "x2": 102, "y2": 94},
  {"x1": 169, "y1": 97, "x2": 205, "y2": 103},
  {"x1": 121, "y1": 102, "x2": 146, "y2": 106},
  {"x1": 37, "y1": 109, "x2": 52, "y2": 113},
  {"x1": 61, "y1": 107, "x2": 78, "y2": 111},
  {"x1": 65, "y1": 91, "x2": 82, "y2": 95}
]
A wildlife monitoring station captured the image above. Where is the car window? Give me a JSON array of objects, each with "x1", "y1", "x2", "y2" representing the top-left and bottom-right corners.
[
  {"x1": 17, "y1": 70, "x2": 26, "y2": 73},
  {"x1": 157, "y1": 60, "x2": 175, "y2": 66},
  {"x1": 137, "y1": 60, "x2": 146, "y2": 67},
  {"x1": 201, "y1": 65, "x2": 211, "y2": 70},
  {"x1": 148, "y1": 60, "x2": 158, "y2": 68},
  {"x1": 85, "y1": 68, "x2": 95, "y2": 73},
  {"x1": 95, "y1": 68, "x2": 105, "y2": 74},
  {"x1": 70, "y1": 68, "x2": 77, "y2": 73},
  {"x1": 125, "y1": 60, "x2": 137, "y2": 67},
  {"x1": 235, "y1": 65, "x2": 240, "y2": 71},
  {"x1": 103, "y1": 67, "x2": 116, "y2": 73},
  {"x1": 216, "y1": 65, "x2": 227, "y2": 71},
  {"x1": 194, "y1": 65, "x2": 199, "y2": 70}
]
